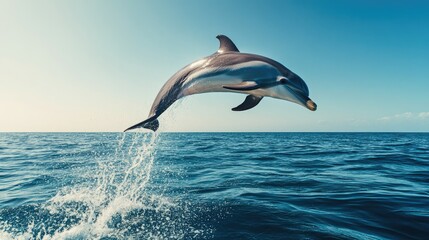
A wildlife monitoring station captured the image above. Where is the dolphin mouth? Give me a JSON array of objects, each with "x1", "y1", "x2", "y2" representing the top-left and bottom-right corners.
[
  {"x1": 306, "y1": 99, "x2": 317, "y2": 111},
  {"x1": 286, "y1": 85, "x2": 317, "y2": 111}
]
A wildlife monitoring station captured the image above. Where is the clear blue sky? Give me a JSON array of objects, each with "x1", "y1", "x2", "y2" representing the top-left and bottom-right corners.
[{"x1": 1, "y1": 0, "x2": 428, "y2": 132}]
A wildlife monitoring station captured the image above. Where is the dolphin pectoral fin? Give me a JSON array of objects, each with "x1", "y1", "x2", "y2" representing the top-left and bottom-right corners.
[
  {"x1": 232, "y1": 95, "x2": 263, "y2": 111},
  {"x1": 223, "y1": 82, "x2": 260, "y2": 91},
  {"x1": 124, "y1": 116, "x2": 159, "y2": 132}
]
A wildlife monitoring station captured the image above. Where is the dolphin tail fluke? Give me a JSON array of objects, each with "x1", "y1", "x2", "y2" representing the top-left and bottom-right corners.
[{"x1": 124, "y1": 117, "x2": 159, "y2": 132}]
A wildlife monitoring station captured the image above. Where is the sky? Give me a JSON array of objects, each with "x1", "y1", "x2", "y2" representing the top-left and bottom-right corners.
[{"x1": 1, "y1": 0, "x2": 428, "y2": 132}]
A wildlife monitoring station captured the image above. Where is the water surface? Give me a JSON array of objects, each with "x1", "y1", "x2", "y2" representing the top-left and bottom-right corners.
[{"x1": 0, "y1": 132, "x2": 428, "y2": 239}]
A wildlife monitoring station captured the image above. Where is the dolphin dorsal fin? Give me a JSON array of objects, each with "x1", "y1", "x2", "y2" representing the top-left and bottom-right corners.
[{"x1": 216, "y1": 35, "x2": 239, "y2": 53}]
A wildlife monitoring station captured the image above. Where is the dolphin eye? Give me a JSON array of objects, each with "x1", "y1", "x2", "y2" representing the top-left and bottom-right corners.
[{"x1": 279, "y1": 78, "x2": 288, "y2": 84}]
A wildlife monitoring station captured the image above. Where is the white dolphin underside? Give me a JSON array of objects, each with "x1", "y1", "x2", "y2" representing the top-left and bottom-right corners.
[{"x1": 181, "y1": 60, "x2": 281, "y2": 98}]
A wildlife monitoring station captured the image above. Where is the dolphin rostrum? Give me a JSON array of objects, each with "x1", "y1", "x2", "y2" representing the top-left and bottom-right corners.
[{"x1": 125, "y1": 35, "x2": 316, "y2": 132}]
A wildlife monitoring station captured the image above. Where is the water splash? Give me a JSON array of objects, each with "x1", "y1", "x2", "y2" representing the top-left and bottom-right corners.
[{"x1": 0, "y1": 132, "x2": 211, "y2": 239}]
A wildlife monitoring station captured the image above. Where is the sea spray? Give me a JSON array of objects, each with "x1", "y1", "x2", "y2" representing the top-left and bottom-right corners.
[
  {"x1": 0, "y1": 132, "x2": 212, "y2": 239},
  {"x1": 45, "y1": 132, "x2": 159, "y2": 238}
]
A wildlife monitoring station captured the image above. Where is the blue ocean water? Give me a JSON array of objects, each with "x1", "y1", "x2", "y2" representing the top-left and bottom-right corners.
[{"x1": 0, "y1": 132, "x2": 428, "y2": 239}]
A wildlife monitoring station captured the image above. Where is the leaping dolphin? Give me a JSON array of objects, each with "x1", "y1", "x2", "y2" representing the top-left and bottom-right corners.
[{"x1": 125, "y1": 35, "x2": 316, "y2": 132}]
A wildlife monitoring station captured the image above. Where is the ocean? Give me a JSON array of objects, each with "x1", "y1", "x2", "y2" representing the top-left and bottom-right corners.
[{"x1": 0, "y1": 132, "x2": 428, "y2": 239}]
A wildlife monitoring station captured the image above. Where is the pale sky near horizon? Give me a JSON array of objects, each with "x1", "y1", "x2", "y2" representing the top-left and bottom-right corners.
[{"x1": 1, "y1": 0, "x2": 428, "y2": 132}]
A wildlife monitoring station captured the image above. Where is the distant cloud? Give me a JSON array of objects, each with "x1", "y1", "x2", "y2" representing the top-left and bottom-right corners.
[
  {"x1": 378, "y1": 112, "x2": 429, "y2": 121},
  {"x1": 418, "y1": 112, "x2": 429, "y2": 119}
]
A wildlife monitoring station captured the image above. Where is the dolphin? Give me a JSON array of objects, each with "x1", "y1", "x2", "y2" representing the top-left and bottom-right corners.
[{"x1": 125, "y1": 35, "x2": 316, "y2": 132}]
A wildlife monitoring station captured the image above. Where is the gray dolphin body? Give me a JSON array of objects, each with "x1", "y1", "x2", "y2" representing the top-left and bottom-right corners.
[{"x1": 125, "y1": 35, "x2": 316, "y2": 132}]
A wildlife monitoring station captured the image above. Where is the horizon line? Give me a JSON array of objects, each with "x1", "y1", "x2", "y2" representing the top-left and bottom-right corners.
[{"x1": 1, "y1": 131, "x2": 428, "y2": 134}]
